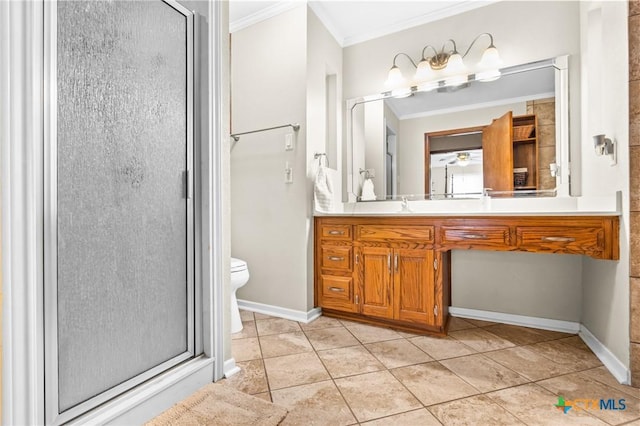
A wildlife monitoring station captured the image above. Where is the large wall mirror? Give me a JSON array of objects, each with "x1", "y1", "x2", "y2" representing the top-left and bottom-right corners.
[{"x1": 346, "y1": 56, "x2": 569, "y2": 202}]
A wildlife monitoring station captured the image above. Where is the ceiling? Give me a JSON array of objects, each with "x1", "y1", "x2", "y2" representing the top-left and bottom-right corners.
[{"x1": 229, "y1": 0, "x2": 499, "y2": 47}]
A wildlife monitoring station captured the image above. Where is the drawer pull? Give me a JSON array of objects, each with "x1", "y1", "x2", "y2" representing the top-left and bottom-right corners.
[
  {"x1": 542, "y1": 236, "x2": 576, "y2": 243},
  {"x1": 327, "y1": 256, "x2": 345, "y2": 261},
  {"x1": 461, "y1": 234, "x2": 488, "y2": 240},
  {"x1": 328, "y1": 230, "x2": 345, "y2": 235},
  {"x1": 328, "y1": 287, "x2": 345, "y2": 292}
]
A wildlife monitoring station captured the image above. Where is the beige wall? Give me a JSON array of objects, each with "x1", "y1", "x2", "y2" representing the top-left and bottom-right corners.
[
  {"x1": 579, "y1": 0, "x2": 630, "y2": 372},
  {"x1": 231, "y1": 5, "x2": 347, "y2": 313},
  {"x1": 306, "y1": 8, "x2": 344, "y2": 307}
]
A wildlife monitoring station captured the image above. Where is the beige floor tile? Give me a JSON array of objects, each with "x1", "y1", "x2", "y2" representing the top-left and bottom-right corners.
[
  {"x1": 488, "y1": 383, "x2": 607, "y2": 425},
  {"x1": 263, "y1": 352, "x2": 330, "y2": 390},
  {"x1": 532, "y1": 340, "x2": 603, "y2": 370},
  {"x1": 439, "y1": 354, "x2": 529, "y2": 393},
  {"x1": 448, "y1": 316, "x2": 477, "y2": 331},
  {"x1": 231, "y1": 337, "x2": 262, "y2": 362},
  {"x1": 428, "y1": 394, "x2": 524, "y2": 425},
  {"x1": 537, "y1": 372, "x2": 640, "y2": 425},
  {"x1": 259, "y1": 331, "x2": 313, "y2": 358},
  {"x1": 239, "y1": 309, "x2": 254, "y2": 322},
  {"x1": 395, "y1": 330, "x2": 424, "y2": 338},
  {"x1": 580, "y1": 367, "x2": 640, "y2": 399},
  {"x1": 256, "y1": 318, "x2": 302, "y2": 336},
  {"x1": 365, "y1": 338, "x2": 433, "y2": 369},
  {"x1": 485, "y1": 345, "x2": 573, "y2": 381},
  {"x1": 223, "y1": 359, "x2": 269, "y2": 395},
  {"x1": 253, "y1": 391, "x2": 272, "y2": 402},
  {"x1": 299, "y1": 315, "x2": 343, "y2": 331},
  {"x1": 272, "y1": 380, "x2": 356, "y2": 426},
  {"x1": 362, "y1": 408, "x2": 441, "y2": 425},
  {"x1": 391, "y1": 362, "x2": 479, "y2": 405},
  {"x1": 463, "y1": 318, "x2": 498, "y2": 327},
  {"x1": 231, "y1": 320, "x2": 257, "y2": 340},
  {"x1": 334, "y1": 370, "x2": 422, "y2": 422},
  {"x1": 317, "y1": 345, "x2": 385, "y2": 378},
  {"x1": 557, "y1": 335, "x2": 591, "y2": 349},
  {"x1": 449, "y1": 328, "x2": 516, "y2": 352},
  {"x1": 253, "y1": 312, "x2": 275, "y2": 320},
  {"x1": 305, "y1": 327, "x2": 360, "y2": 351},
  {"x1": 342, "y1": 322, "x2": 403, "y2": 344},
  {"x1": 409, "y1": 335, "x2": 477, "y2": 360},
  {"x1": 482, "y1": 323, "x2": 563, "y2": 346}
]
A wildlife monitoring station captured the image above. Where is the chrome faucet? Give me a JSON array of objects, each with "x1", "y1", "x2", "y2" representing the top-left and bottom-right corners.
[{"x1": 400, "y1": 196, "x2": 411, "y2": 212}]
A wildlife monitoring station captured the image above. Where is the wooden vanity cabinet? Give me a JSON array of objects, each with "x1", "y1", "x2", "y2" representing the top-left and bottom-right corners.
[
  {"x1": 316, "y1": 221, "x2": 358, "y2": 313},
  {"x1": 316, "y1": 218, "x2": 449, "y2": 334},
  {"x1": 315, "y1": 214, "x2": 619, "y2": 336}
]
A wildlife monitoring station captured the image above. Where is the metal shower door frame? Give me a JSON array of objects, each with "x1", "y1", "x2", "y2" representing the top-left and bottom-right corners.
[{"x1": 43, "y1": 1, "x2": 197, "y2": 424}]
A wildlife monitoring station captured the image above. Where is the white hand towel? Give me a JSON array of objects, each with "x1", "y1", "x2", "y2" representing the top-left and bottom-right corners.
[
  {"x1": 361, "y1": 178, "x2": 376, "y2": 201},
  {"x1": 314, "y1": 164, "x2": 334, "y2": 212}
]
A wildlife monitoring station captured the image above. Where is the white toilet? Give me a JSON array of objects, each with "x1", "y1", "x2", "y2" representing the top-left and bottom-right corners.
[{"x1": 230, "y1": 257, "x2": 250, "y2": 333}]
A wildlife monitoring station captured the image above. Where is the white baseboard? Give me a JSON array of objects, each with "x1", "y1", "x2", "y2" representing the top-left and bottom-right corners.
[
  {"x1": 579, "y1": 325, "x2": 631, "y2": 385},
  {"x1": 224, "y1": 358, "x2": 241, "y2": 378},
  {"x1": 449, "y1": 307, "x2": 581, "y2": 333},
  {"x1": 238, "y1": 299, "x2": 322, "y2": 324}
]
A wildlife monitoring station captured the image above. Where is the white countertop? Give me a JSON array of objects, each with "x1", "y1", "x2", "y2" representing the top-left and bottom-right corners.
[{"x1": 315, "y1": 193, "x2": 621, "y2": 217}]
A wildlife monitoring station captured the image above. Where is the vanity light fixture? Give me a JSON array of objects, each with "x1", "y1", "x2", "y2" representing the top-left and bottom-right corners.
[{"x1": 385, "y1": 32, "x2": 502, "y2": 91}]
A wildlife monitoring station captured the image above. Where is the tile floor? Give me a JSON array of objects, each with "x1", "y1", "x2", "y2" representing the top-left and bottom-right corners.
[{"x1": 223, "y1": 311, "x2": 640, "y2": 425}]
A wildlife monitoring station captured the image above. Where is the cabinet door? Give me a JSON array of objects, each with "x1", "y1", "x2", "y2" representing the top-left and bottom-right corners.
[
  {"x1": 359, "y1": 246, "x2": 394, "y2": 319},
  {"x1": 483, "y1": 111, "x2": 513, "y2": 192},
  {"x1": 393, "y1": 248, "x2": 436, "y2": 325}
]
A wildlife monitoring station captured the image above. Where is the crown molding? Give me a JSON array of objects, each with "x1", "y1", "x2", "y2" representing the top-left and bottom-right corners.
[
  {"x1": 342, "y1": 1, "x2": 499, "y2": 47},
  {"x1": 229, "y1": 1, "x2": 300, "y2": 33}
]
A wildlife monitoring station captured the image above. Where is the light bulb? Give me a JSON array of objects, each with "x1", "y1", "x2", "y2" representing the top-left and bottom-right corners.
[
  {"x1": 477, "y1": 46, "x2": 502, "y2": 82},
  {"x1": 478, "y1": 46, "x2": 501, "y2": 69},
  {"x1": 445, "y1": 53, "x2": 466, "y2": 75},
  {"x1": 414, "y1": 59, "x2": 435, "y2": 82},
  {"x1": 416, "y1": 81, "x2": 438, "y2": 92},
  {"x1": 385, "y1": 66, "x2": 405, "y2": 88},
  {"x1": 443, "y1": 52, "x2": 467, "y2": 87}
]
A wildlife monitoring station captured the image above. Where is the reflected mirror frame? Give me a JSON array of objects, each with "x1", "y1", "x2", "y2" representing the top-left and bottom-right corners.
[{"x1": 345, "y1": 55, "x2": 570, "y2": 202}]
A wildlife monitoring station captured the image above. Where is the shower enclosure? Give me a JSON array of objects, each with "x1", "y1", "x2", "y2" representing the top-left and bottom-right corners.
[{"x1": 45, "y1": 1, "x2": 198, "y2": 422}]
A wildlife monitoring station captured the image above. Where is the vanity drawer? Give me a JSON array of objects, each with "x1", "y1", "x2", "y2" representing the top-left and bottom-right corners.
[
  {"x1": 321, "y1": 246, "x2": 352, "y2": 270},
  {"x1": 320, "y1": 224, "x2": 352, "y2": 240},
  {"x1": 440, "y1": 226, "x2": 510, "y2": 248},
  {"x1": 516, "y1": 226, "x2": 604, "y2": 256},
  {"x1": 319, "y1": 275, "x2": 358, "y2": 313},
  {"x1": 357, "y1": 225, "x2": 434, "y2": 242}
]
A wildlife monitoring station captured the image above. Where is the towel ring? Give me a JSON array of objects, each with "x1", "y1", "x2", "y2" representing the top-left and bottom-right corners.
[{"x1": 359, "y1": 168, "x2": 371, "y2": 179}]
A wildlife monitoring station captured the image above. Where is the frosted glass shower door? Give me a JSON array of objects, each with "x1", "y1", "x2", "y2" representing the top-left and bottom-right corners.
[{"x1": 45, "y1": 1, "x2": 196, "y2": 422}]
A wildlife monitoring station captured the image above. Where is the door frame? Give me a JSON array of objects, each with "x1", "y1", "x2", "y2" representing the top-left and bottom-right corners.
[{"x1": 1, "y1": 1, "x2": 225, "y2": 424}]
